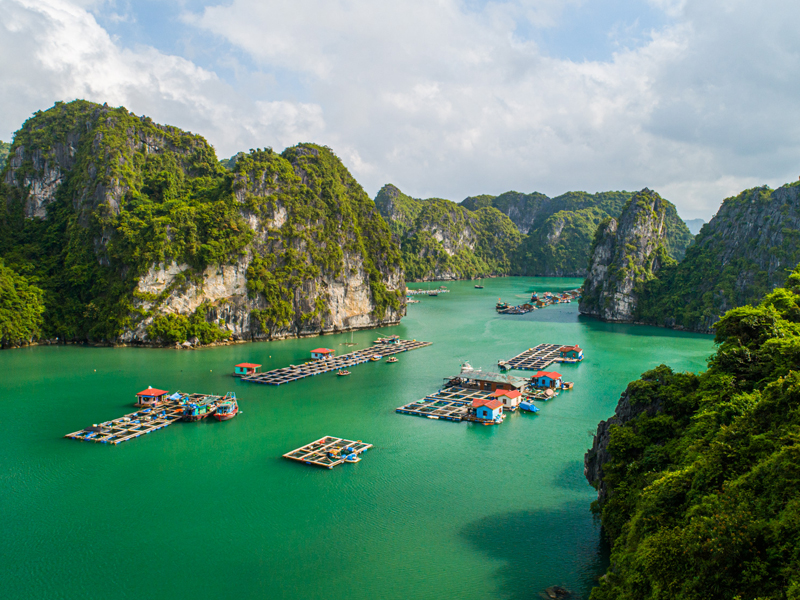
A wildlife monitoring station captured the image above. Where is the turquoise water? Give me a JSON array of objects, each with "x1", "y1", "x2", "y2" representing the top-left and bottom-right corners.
[{"x1": 0, "y1": 278, "x2": 714, "y2": 599}]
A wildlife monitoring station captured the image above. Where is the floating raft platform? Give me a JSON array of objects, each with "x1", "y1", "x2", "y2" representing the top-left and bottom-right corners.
[
  {"x1": 65, "y1": 393, "x2": 225, "y2": 445},
  {"x1": 396, "y1": 386, "x2": 509, "y2": 422},
  {"x1": 283, "y1": 436, "x2": 372, "y2": 469},
  {"x1": 500, "y1": 343, "x2": 567, "y2": 371},
  {"x1": 241, "y1": 338, "x2": 432, "y2": 386}
]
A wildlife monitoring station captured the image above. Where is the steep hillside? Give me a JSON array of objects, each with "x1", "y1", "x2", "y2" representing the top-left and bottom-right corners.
[
  {"x1": 578, "y1": 189, "x2": 691, "y2": 321},
  {"x1": 0, "y1": 260, "x2": 45, "y2": 347},
  {"x1": 636, "y1": 182, "x2": 800, "y2": 332},
  {"x1": 375, "y1": 184, "x2": 521, "y2": 281},
  {"x1": 384, "y1": 187, "x2": 692, "y2": 279},
  {"x1": 0, "y1": 141, "x2": 10, "y2": 172},
  {"x1": 585, "y1": 268, "x2": 800, "y2": 600},
  {"x1": 0, "y1": 100, "x2": 404, "y2": 346}
]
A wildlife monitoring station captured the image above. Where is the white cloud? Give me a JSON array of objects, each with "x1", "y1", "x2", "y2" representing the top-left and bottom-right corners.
[
  {"x1": 0, "y1": 0, "x2": 324, "y2": 160},
  {"x1": 2, "y1": 0, "x2": 800, "y2": 220}
]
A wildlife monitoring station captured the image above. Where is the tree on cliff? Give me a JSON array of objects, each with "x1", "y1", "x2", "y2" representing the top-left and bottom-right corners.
[{"x1": 586, "y1": 265, "x2": 800, "y2": 599}]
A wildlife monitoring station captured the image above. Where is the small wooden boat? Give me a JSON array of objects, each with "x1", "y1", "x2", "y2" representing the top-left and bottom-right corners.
[
  {"x1": 182, "y1": 402, "x2": 215, "y2": 422},
  {"x1": 344, "y1": 454, "x2": 361, "y2": 463},
  {"x1": 370, "y1": 355, "x2": 383, "y2": 362},
  {"x1": 214, "y1": 399, "x2": 239, "y2": 421},
  {"x1": 427, "y1": 415, "x2": 439, "y2": 419},
  {"x1": 337, "y1": 370, "x2": 351, "y2": 376},
  {"x1": 386, "y1": 356, "x2": 398, "y2": 363}
]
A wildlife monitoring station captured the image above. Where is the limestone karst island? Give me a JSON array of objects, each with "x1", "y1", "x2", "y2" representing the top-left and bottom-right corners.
[{"x1": 2, "y1": 3, "x2": 800, "y2": 600}]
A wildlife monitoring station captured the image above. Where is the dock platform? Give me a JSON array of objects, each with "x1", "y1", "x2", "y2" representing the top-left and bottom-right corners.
[
  {"x1": 396, "y1": 386, "x2": 505, "y2": 422},
  {"x1": 65, "y1": 393, "x2": 225, "y2": 445},
  {"x1": 500, "y1": 343, "x2": 566, "y2": 371},
  {"x1": 283, "y1": 436, "x2": 372, "y2": 469},
  {"x1": 241, "y1": 338, "x2": 431, "y2": 386}
]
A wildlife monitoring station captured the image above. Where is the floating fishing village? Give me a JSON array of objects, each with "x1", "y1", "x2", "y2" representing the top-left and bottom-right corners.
[{"x1": 64, "y1": 288, "x2": 584, "y2": 467}]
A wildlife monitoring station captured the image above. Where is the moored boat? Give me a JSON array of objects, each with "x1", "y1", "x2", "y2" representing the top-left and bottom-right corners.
[
  {"x1": 337, "y1": 370, "x2": 351, "y2": 376},
  {"x1": 370, "y1": 355, "x2": 383, "y2": 362},
  {"x1": 214, "y1": 399, "x2": 239, "y2": 421},
  {"x1": 182, "y1": 402, "x2": 215, "y2": 422},
  {"x1": 519, "y1": 400, "x2": 540, "y2": 413},
  {"x1": 386, "y1": 356, "x2": 398, "y2": 363}
]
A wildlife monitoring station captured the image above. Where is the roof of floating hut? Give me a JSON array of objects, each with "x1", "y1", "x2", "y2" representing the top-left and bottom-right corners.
[
  {"x1": 137, "y1": 387, "x2": 168, "y2": 397},
  {"x1": 235, "y1": 362, "x2": 262, "y2": 368},
  {"x1": 455, "y1": 368, "x2": 529, "y2": 388},
  {"x1": 534, "y1": 370, "x2": 562, "y2": 379},
  {"x1": 472, "y1": 398, "x2": 503, "y2": 410},
  {"x1": 311, "y1": 348, "x2": 334, "y2": 354},
  {"x1": 559, "y1": 345, "x2": 582, "y2": 352},
  {"x1": 491, "y1": 389, "x2": 521, "y2": 399}
]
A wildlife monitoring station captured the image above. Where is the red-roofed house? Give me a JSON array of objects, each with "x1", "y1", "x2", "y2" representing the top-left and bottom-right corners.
[
  {"x1": 311, "y1": 348, "x2": 335, "y2": 360},
  {"x1": 559, "y1": 345, "x2": 583, "y2": 360},
  {"x1": 234, "y1": 363, "x2": 262, "y2": 376},
  {"x1": 135, "y1": 387, "x2": 169, "y2": 407},
  {"x1": 491, "y1": 389, "x2": 522, "y2": 411},
  {"x1": 472, "y1": 397, "x2": 504, "y2": 422},
  {"x1": 532, "y1": 371, "x2": 563, "y2": 389}
]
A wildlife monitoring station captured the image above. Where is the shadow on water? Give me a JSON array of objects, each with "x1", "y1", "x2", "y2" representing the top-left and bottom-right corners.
[
  {"x1": 460, "y1": 501, "x2": 609, "y2": 600},
  {"x1": 552, "y1": 460, "x2": 590, "y2": 493}
]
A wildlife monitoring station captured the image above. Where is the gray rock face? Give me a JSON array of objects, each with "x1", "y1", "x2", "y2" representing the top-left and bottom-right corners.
[{"x1": 579, "y1": 189, "x2": 672, "y2": 322}]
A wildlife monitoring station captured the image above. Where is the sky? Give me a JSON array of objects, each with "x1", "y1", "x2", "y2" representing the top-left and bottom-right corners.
[{"x1": 1, "y1": 0, "x2": 799, "y2": 220}]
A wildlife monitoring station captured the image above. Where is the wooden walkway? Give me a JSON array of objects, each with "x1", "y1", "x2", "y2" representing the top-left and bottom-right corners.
[
  {"x1": 396, "y1": 386, "x2": 501, "y2": 422},
  {"x1": 65, "y1": 393, "x2": 225, "y2": 445},
  {"x1": 241, "y1": 339, "x2": 432, "y2": 386},
  {"x1": 499, "y1": 343, "x2": 565, "y2": 371},
  {"x1": 283, "y1": 436, "x2": 372, "y2": 469}
]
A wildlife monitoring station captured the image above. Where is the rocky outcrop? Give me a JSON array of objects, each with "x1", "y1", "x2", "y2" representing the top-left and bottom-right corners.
[
  {"x1": 579, "y1": 189, "x2": 684, "y2": 322},
  {"x1": 635, "y1": 182, "x2": 800, "y2": 332},
  {"x1": 374, "y1": 184, "x2": 521, "y2": 281},
  {"x1": 0, "y1": 101, "x2": 405, "y2": 346}
]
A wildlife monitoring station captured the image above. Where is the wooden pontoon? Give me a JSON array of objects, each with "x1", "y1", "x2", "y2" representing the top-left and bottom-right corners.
[{"x1": 282, "y1": 437, "x2": 372, "y2": 469}]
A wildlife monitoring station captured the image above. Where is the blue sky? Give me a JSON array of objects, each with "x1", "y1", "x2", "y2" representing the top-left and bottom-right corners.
[{"x1": 1, "y1": 0, "x2": 799, "y2": 219}]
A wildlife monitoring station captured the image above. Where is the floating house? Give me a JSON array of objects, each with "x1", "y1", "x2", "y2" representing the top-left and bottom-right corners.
[
  {"x1": 472, "y1": 398, "x2": 504, "y2": 422},
  {"x1": 532, "y1": 371, "x2": 563, "y2": 389},
  {"x1": 491, "y1": 389, "x2": 522, "y2": 411},
  {"x1": 446, "y1": 362, "x2": 529, "y2": 392},
  {"x1": 233, "y1": 362, "x2": 262, "y2": 376},
  {"x1": 559, "y1": 345, "x2": 583, "y2": 360},
  {"x1": 310, "y1": 348, "x2": 335, "y2": 360},
  {"x1": 135, "y1": 387, "x2": 169, "y2": 407}
]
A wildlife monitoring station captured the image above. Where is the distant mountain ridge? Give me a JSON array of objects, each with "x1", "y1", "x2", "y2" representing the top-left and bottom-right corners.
[{"x1": 376, "y1": 184, "x2": 693, "y2": 281}]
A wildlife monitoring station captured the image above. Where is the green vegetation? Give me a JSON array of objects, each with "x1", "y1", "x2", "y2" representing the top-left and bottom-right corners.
[
  {"x1": 636, "y1": 185, "x2": 800, "y2": 332},
  {"x1": 0, "y1": 101, "x2": 402, "y2": 344},
  {"x1": 589, "y1": 268, "x2": 800, "y2": 599},
  {"x1": 379, "y1": 185, "x2": 693, "y2": 280},
  {"x1": 375, "y1": 184, "x2": 522, "y2": 280},
  {"x1": 0, "y1": 260, "x2": 45, "y2": 346},
  {"x1": 147, "y1": 304, "x2": 230, "y2": 344},
  {"x1": 0, "y1": 140, "x2": 10, "y2": 172}
]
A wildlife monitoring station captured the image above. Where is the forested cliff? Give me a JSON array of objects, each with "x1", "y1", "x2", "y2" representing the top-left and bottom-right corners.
[
  {"x1": 579, "y1": 189, "x2": 691, "y2": 321},
  {"x1": 636, "y1": 182, "x2": 800, "y2": 332},
  {"x1": 579, "y1": 180, "x2": 800, "y2": 332},
  {"x1": 0, "y1": 100, "x2": 404, "y2": 347},
  {"x1": 378, "y1": 185, "x2": 692, "y2": 281},
  {"x1": 585, "y1": 267, "x2": 800, "y2": 599},
  {"x1": 374, "y1": 184, "x2": 521, "y2": 280}
]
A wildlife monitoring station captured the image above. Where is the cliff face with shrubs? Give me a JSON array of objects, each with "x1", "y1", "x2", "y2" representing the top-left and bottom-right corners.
[
  {"x1": 0, "y1": 100, "x2": 404, "y2": 347},
  {"x1": 636, "y1": 182, "x2": 800, "y2": 332},
  {"x1": 585, "y1": 267, "x2": 800, "y2": 600},
  {"x1": 578, "y1": 189, "x2": 691, "y2": 321},
  {"x1": 374, "y1": 184, "x2": 521, "y2": 281}
]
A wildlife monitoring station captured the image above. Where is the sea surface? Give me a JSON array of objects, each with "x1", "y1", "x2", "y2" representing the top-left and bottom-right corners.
[{"x1": 0, "y1": 277, "x2": 715, "y2": 600}]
